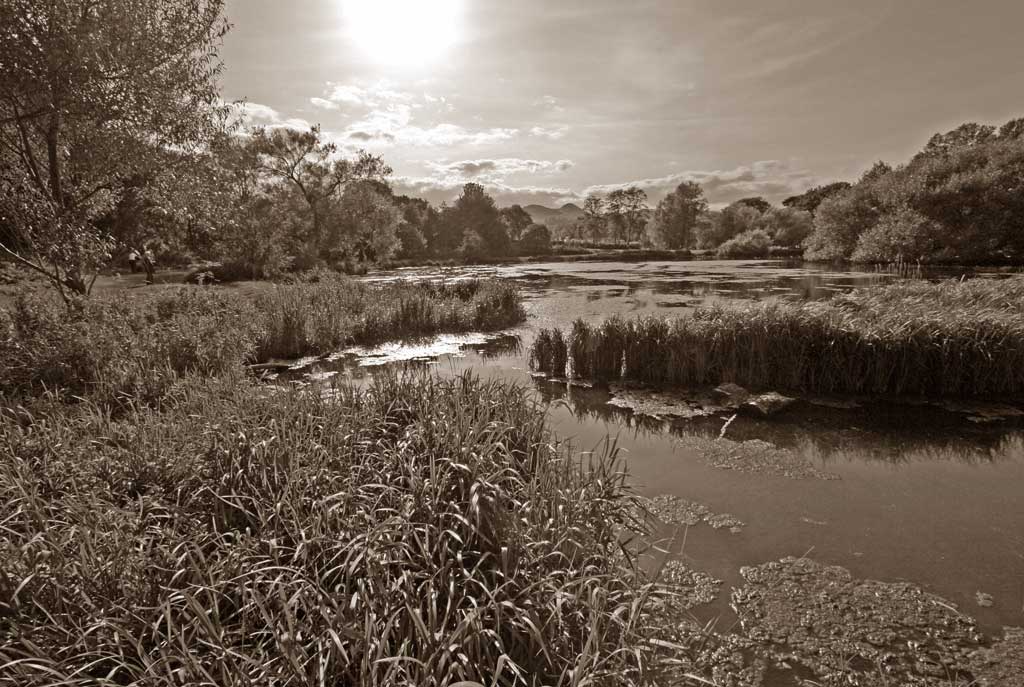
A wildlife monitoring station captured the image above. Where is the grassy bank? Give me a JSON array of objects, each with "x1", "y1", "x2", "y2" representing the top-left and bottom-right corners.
[
  {"x1": 0, "y1": 373, "x2": 664, "y2": 686},
  {"x1": 0, "y1": 276, "x2": 524, "y2": 408},
  {"x1": 531, "y1": 276, "x2": 1024, "y2": 398}
]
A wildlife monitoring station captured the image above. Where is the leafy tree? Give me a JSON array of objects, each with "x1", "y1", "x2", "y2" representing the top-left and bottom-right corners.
[
  {"x1": 759, "y1": 206, "x2": 813, "y2": 247},
  {"x1": 250, "y1": 125, "x2": 390, "y2": 259},
  {"x1": 803, "y1": 184, "x2": 883, "y2": 261},
  {"x1": 517, "y1": 223, "x2": 552, "y2": 255},
  {"x1": 605, "y1": 186, "x2": 649, "y2": 244},
  {"x1": 577, "y1": 193, "x2": 607, "y2": 244},
  {"x1": 782, "y1": 182, "x2": 852, "y2": 214},
  {"x1": 697, "y1": 202, "x2": 763, "y2": 249},
  {"x1": 734, "y1": 196, "x2": 771, "y2": 214},
  {"x1": 337, "y1": 181, "x2": 401, "y2": 263},
  {"x1": 392, "y1": 195, "x2": 434, "y2": 260},
  {"x1": 920, "y1": 122, "x2": 996, "y2": 157},
  {"x1": 0, "y1": 0, "x2": 229, "y2": 300},
  {"x1": 717, "y1": 229, "x2": 772, "y2": 258},
  {"x1": 445, "y1": 183, "x2": 509, "y2": 258},
  {"x1": 499, "y1": 204, "x2": 532, "y2": 242},
  {"x1": 645, "y1": 181, "x2": 706, "y2": 249}
]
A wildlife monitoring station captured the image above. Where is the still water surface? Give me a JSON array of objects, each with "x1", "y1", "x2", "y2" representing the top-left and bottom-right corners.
[{"x1": 303, "y1": 260, "x2": 1024, "y2": 633}]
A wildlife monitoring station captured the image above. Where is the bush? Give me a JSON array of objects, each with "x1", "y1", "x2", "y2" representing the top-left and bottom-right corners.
[
  {"x1": 517, "y1": 223, "x2": 552, "y2": 255},
  {"x1": 716, "y1": 229, "x2": 772, "y2": 258}
]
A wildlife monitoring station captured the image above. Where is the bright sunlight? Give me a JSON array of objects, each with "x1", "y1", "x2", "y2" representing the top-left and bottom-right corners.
[{"x1": 342, "y1": 0, "x2": 464, "y2": 67}]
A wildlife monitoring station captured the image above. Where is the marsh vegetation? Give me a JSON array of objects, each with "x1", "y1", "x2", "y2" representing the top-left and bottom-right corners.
[{"x1": 531, "y1": 276, "x2": 1024, "y2": 398}]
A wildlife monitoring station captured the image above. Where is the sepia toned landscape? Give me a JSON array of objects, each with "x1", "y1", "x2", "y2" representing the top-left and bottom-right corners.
[{"x1": 2, "y1": 1, "x2": 1023, "y2": 685}]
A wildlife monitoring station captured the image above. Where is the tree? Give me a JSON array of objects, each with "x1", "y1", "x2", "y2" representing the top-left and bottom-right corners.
[
  {"x1": 337, "y1": 181, "x2": 401, "y2": 263},
  {"x1": 782, "y1": 182, "x2": 852, "y2": 214},
  {"x1": 803, "y1": 185, "x2": 883, "y2": 261},
  {"x1": 518, "y1": 223, "x2": 552, "y2": 255},
  {"x1": 0, "y1": 0, "x2": 230, "y2": 300},
  {"x1": 605, "y1": 187, "x2": 648, "y2": 244},
  {"x1": 250, "y1": 126, "x2": 391, "y2": 260},
  {"x1": 734, "y1": 196, "x2": 771, "y2": 214},
  {"x1": 499, "y1": 205, "x2": 532, "y2": 242},
  {"x1": 577, "y1": 193, "x2": 607, "y2": 244},
  {"x1": 759, "y1": 206, "x2": 813, "y2": 247},
  {"x1": 698, "y1": 202, "x2": 762, "y2": 249},
  {"x1": 393, "y1": 195, "x2": 435, "y2": 260},
  {"x1": 445, "y1": 183, "x2": 509, "y2": 258},
  {"x1": 717, "y1": 229, "x2": 772, "y2": 258},
  {"x1": 645, "y1": 181, "x2": 706, "y2": 249}
]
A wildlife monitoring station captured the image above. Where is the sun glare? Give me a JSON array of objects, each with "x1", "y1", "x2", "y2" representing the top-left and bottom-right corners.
[{"x1": 342, "y1": 0, "x2": 463, "y2": 67}]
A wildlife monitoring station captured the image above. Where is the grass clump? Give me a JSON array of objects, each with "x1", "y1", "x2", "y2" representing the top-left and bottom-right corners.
[
  {"x1": 530, "y1": 276, "x2": 1024, "y2": 398},
  {"x1": 0, "y1": 276, "x2": 525, "y2": 408},
  {"x1": 0, "y1": 373, "x2": 662, "y2": 686}
]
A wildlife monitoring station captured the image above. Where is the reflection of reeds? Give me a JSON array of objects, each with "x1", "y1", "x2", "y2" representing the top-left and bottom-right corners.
[{"x1": 529, "y1": 277, "x2": 1024, "y2": 398}]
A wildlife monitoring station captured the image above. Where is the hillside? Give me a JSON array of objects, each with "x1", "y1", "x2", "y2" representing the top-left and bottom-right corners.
[{"x1": 524, "y1": 203, "x2": 584, "y2": 231}]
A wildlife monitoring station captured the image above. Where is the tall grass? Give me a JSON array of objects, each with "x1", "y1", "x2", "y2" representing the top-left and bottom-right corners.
[
  {"x1": 530, "y1": 277, "x2": 1024, "y2": 398},
  {"x1": 0, "y1": 373, "x2": 662, "y2": 686},
  {"x1": 0, "y1": 277, "x2": 525, "y2": 408}
]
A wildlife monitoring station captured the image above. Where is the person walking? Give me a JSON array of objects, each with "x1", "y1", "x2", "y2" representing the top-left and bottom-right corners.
[
  {"x1": 128, "y1": 249, "x2": 139, "y2": 273},
  {"x1": 142, "y1": 247, "x2": 155, "y2": 284}
]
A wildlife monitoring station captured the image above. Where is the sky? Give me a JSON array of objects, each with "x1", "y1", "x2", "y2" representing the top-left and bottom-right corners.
[{"x1": 220, "y1": 0, "x2": 1024, "y2": 208}]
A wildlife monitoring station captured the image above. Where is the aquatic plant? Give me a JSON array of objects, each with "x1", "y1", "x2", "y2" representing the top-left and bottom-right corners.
[
  {"x1": 530, "y1": 277, "x2": 1024, "y2": 398},
  {"x1": 0, "y1": 373, "x2": 663, "y2": 686},
  {"x1": 0, "y1": 277, "x2": 526, "y2": 408}
]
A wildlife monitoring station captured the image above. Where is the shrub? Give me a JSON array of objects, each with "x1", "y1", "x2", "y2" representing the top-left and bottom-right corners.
[{"x1": 716, "y1": 229, "x2": 772, "y2": 258}]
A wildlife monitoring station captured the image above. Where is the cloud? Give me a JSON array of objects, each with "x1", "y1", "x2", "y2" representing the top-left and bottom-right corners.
[
  {"x1": 530, "y1": 125, "x2": 569, "y2": 140},
  {"x1": 534, "y1": 95, "x2": 565, "y2": 113},
  {"x1": 424, "y1": 158, "x2": 575, "y2": 179},
  {"x1": 317, "y1": 82, "x2": 416, "y2": 109},
  {"x1": 338, "y1": 104, "x2": 518, "y2": 147},
  {"x1": 310, "y1": 97, "x2": 339, "y2": 110},
  {"x1": 229, "y1": 102, "x2": 311, "y2": 131},
  {"x1": 392, "y1": 176, "x2": 576, "y2": 207},
  {"x1": 582, "y1": 160, "x2": 818, "y2": 206}
]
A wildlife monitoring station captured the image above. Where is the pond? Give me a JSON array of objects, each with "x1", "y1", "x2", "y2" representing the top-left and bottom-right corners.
[{"x1": 291, "y1": 259, "x2": 1024, "y2": 644}]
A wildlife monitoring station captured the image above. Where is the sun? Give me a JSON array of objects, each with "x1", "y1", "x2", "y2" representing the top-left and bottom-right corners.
[{"x1": 342, "y1": 0, "x2": 464, "y2": 68}]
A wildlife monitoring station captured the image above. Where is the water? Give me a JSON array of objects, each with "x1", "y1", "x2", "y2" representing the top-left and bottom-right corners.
[{"x1": 297, "y1": 259, "x2": 1024, "y2": 635}]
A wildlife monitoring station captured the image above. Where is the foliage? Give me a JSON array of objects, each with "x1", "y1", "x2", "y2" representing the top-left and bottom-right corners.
[
  {"x1": 803, "y1": 117, "x2": 1024, "y2": 263},
  {"x1": 517, "y1": 223, "x2": 553, "y2": 255},
  {"x1": 696, "y1": 203, "x2": 761, "y2": 249},
  {"x1": 0, "y1": 372, "x2": 662, "y2": 686},
  {"x1": 0, "y1": 278, "x2": 526, "y2": 407},
  {"x1": 605, "y1": 187, "x2": 649, "y2": 244},
  {"x1": 716, "y1": 229, "x2": 772, "y2": 258},
  {"x1": 335, "y1": 181, "x2": 401, "y2": 263},
  {"x1": 249, "y1": 126, "x2": 392, "y2": 260},
  {"x1": 758, "y1": 206, "x2": 814, "y2": 247},
  {"x1": 444, "y1": 183, "x2": 511, "y2": 259},
  {"x1": 529, "y1": 276, "x2": 1024, "y2": 398},
  {"x1": 645, "y1": 182, "x2": 706, "y2": 249},
  {"x1": 782, "y1": 182, "x2": 852, "y2": 213},
  {"x1": 0, "y1": 0, "x2": 230, "y2": 299},
  {"x1": 500, "y1": 204, "x2": 533, "y2": 242}
]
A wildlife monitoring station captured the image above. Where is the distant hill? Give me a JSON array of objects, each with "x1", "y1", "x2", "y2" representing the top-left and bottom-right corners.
[{"x1": 523, "y1": 203, "x2": 584, "y2": 228}]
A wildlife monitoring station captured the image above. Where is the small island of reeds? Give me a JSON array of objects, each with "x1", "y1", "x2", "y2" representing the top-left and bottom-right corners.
[{"x1": 530, "y1": 276, "x2": 1024, "y2": 398}]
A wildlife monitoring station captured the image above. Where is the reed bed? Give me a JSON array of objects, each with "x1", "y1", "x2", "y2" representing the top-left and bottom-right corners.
[
  {"x1": 0, "y1": 277, "x2": 525, "y2": 407},
  {"x1": 0, "y1": 373, "x2": 662, "y2": 686},
  {"x1": 530, "y1": 277, "x2": 1024, "y2": 398}
]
